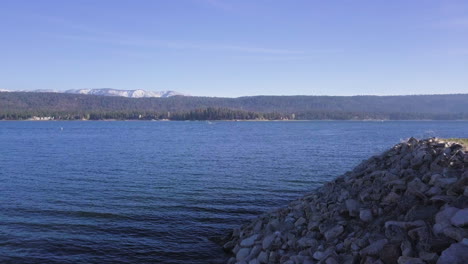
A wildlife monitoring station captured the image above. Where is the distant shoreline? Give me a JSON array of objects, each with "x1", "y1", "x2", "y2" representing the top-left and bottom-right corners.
[{"x1": 2, "y1": 93, "x2": 468, "y2": 121}]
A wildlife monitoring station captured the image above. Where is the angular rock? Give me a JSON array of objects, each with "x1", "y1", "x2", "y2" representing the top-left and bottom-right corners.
[
  {"x1": 223, "y1": 240, "x2": 236, "y2": 250},
  {"x1": 408, "y1": 226, "x2": 430, "y2": 241},
  {"x1": 360, "y1": 209, "x2": 373, "y2": 222},
  {"x1": 425, "y1": 186, "x2": 442, "y2": 196},
  {"x1": 382, "y1": 192, "x2": 401, "y2": 204},
  {"x1": 312, "y1": 250, "x2": 325, "y2": 260},
  {"x1": 407, "y1": 178, "x2": 429, "y2": 193},
  {"x1": 419, "y1": 251, "x2": 438, "y2": 264},
  {"x1": 380, "y1": 243, "x2": 401, "y2": 264},
  {"x1": 241, "y1": 234, "x2": 259, "y2": 247},
  {"x1": 443, "y1": 226, "x2": 468, "y2": 242},
  {"x1": 450, "y1": 208, "x2": 468, "y2": 227},
  {"x1": 296, "y1": 237, "x2": 317, "y2": 249},
  {"x1": 325, "y1": 257, "x2": 339, "y2": 264},
  {"x1": 345, "y1": 199, "x2": 360, "y2": 217},
  {"x1": 405, "y1": 205, "x2": 439, "y2": 221},
  {"x1": 248, "y1": 259, "x2": 260, "y2": 264},
  {"x1": 295, "y1": 217, "x2": 306, "y2": 226},
  {"x1": 262, "y1": 234, "x2": 275, "y2": 250},
  {"x1": 360, "y1": 239, "x2": 388, "y2": 256},
  {"x1": 401, "y1": 240, "x2": 414, "y2": 257},
  {"x1": 437, "y1": 242, "x2": 468, "y2": 264},
  {"x1": 397, "y1": 256, "x2": 425, "y2": 264},
  {"x1": 236, "y1": 247, "x2": 251, "y2": 261},
  {"x1": 257, "y1": 251, "x2": 268, "y2": 264},
  {"x1": 324, "y1": 225, "x2": 344, "y2": 241},
  {"x1": 433, "y1": 207, "x2": 459, "y2": 234},
  {"x1": 247, "y1": 245, "x2": 262, "y2": 261}
]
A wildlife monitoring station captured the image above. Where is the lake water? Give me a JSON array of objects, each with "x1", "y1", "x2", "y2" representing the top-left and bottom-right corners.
[{"x1": 0, "y1": 121, "x2": 467, "y2": 263}]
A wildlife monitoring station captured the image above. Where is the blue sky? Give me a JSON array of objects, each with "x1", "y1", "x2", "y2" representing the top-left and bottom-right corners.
[{"x1": 1, "y1": 0, "x2": 467, "y2": 97}]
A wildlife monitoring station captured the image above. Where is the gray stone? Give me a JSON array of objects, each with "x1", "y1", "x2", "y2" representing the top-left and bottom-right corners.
[
  {"x1": 408, "y1": 226, "x2": 430, "y2": 241},
  {"x1": 360, "y1": 209, "x2": 373, "y2": 222},
  {"x1": 430, "y1": 195, "x2": 454, "y2": 204},
  {"x1": 407, "y1": 178, "x2": 429, "y2": 193},
  {"x1": 236, "y1": 247, "x2": 251, "y2": 261},
  {"x1": 411, "y1": 150, "x2": 429, "y2": 168},
  {"x1": 223, "y1": 240, "x2": 236, "y2": 250},
  {"x1": 248, "y1": 259, "x2": 259, "y2": 264},
  {"x1": 382, "y1": 192, "x2": 401, "y2": 204},
  {"x1": 429, "y1": 174, "x2": 442, "y2": 185},
  {"x1": 405, "y1": 205, "x2": 439, "y2": 221},
  {"x1": 324, "y1": 225, "x2": 344, "y2": 241},
  {"x1": 433, "y1": 207, "x2": 459, "y2": 234},
  {"x1": 443, "y1": 226, "x2": 468, "y2": 242},
  {"x1": 360, "y1": 239, "x2": 388, "y2": 256},
  {"x1": 268, "y1": 251, "x2": 278, "y2": 263},
  {"x1": 401, "y1": 240, "x2": 414, "y2": 257},
  {"x1": 437, "y1": 242, "x2": 468, "y2": 264},
  {"x1": 436, "y1": 177, "x2": 458, "y2": 188},
  {"x1": 257, "y1": 251, "x2": 268, "y2": 263},
  {"x1": 325, "y1": 257, "x2": 339, "y2": 264},
  {"x1": 313, "y1": 250, "x2": 325, "y2": 260},
  {"x1": 267, "y1": 219, "x2": 280, "y2": 231},
  {"x1": 253, "y1": 221, "x2": 263, "y2": 233},
  {"x1": 308, "y1": 220, "x2": 319, "y2": 231},
  {"x1": 351, "y1": 242, "x2": 360, "y2": 251},
  {"x1": 450, "y1": 208, "x2": 468, "y2": 227},
  {"x1": 262, "y1": 234, "x2": 275, "y2": 250},
  {"x1": 233, "y1": 244, "x2": 240, "y2": 254},
  {"x1": 295, "y1": 217, "x2": 306, "y2": 226},
  {"x1": 426, "y1": 186, "x2": 442, "y2": 196},
  {"x1": 463, "y1": 238, "x2": 468, "y2": 246},
  {"x1": 346, "y1": 199, "x2": 360, "y2": 217},
  {"x1": 358, "y1": 237, "x2": 370, "y2": 249},
  {"x1": 241, "y1": 234, "x2": 259, "y2": 247},
  {"x1": 397, "y1": 256, "x2": 425, "y2": 264},
  {"x1": 296, "y1": 237, "x2": 317, "y2": 249},
  {"x1": 380, "y1": 243, "x2": 401, "y2": 264},
  {"x1": 419, "y1": 251, "x2": 438, "y2": 264},
  {"x1": 247, "y1": 245, "x2": 262, "y2": 261},
  {"x1": 336, "y1": 243, "x2": 345, "y2": 254}
]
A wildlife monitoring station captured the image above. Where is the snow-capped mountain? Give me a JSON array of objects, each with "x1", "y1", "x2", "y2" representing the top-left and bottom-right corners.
[
  {"x1": 64, "y1": 88, "x2": 184, "y2": 98},
  {"x1": 0, "y1": 88, "x2": 185, "y2": 98}
]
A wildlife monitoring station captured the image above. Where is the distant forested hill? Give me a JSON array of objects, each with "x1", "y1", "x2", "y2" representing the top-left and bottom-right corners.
[{"x1": 1, "y1": 92, "x2": 468, "y2": 120}]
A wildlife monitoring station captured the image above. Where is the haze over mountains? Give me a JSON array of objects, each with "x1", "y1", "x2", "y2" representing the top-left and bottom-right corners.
[{"x1": 0, "y1": 88, "x2": 184, "y2": 98}]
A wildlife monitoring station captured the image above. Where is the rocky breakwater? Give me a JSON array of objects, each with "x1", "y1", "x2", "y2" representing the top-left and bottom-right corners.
[{"x1": 223, "y1": 138, "x2": 468, "y2": 264}]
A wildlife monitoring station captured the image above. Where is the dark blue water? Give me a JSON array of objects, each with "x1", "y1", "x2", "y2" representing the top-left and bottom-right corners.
[{"x1": 0, "y1": 121, "x2": 467, "y2": 263}]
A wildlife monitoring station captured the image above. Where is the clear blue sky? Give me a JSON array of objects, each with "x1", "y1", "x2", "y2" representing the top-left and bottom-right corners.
[{"x1": 1, "y1": 0, "x2": 467, "y2": 97}]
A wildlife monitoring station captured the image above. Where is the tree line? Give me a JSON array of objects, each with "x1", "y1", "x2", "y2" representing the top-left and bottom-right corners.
[{"x1": 1, "y1": 92, "x2": 468, "y2": 120}]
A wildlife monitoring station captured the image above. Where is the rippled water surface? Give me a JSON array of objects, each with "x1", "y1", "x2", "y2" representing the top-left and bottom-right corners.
[{"x1": 0, "y1": 121, "x2": 467, "y2": 263}]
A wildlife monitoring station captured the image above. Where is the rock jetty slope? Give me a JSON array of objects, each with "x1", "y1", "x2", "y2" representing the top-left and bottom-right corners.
[{"x1": 223, "y1": 138, "x2": 468, "y2": 264}]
